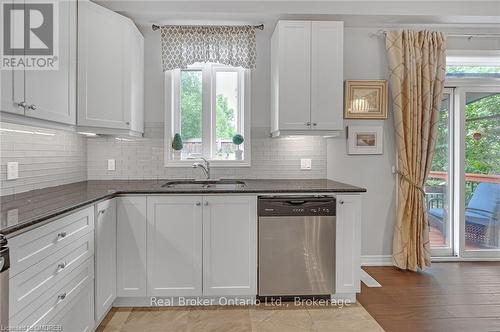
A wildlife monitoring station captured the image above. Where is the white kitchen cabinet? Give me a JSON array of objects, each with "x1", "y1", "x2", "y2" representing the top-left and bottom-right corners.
[
  {"x1": 78, "y1": 0, "x2": 144, "y2": 136},
  {"x1": 310, "y1": 21, "x2": 343, "y2": 131},
  {"x1": 270, "y1": 20, "x2": 344, "y2": 136},
  {"x1": 202, "y1": 196, "x2": 257, "y2": 296},
  {"x1": 147, "y1": 196, "x2": 203, "y2": 297},
  {"x1": 335, "y1": 194, "x2": 361, "y2": 294},
  {"x1": 271, "y1": 21, "x2": 311, "y2": 131},
  {"x1": 117, "y1": 196, "x2": 147, "y2": 297},
  {"x1": 1, "y1": 0, "x2": 76, "y2": 125},
  {"x1": 95, "y1": 199, "x2": 116, "y2": 323}
]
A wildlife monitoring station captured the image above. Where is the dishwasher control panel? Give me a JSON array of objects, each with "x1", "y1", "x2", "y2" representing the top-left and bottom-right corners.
[{"x1": 258, "y1": 196, "x2": 336, "y2": 216}]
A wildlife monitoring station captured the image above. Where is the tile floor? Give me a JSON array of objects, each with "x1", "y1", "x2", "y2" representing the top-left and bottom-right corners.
[{"x1": 97, "y1": 302, "x2": 384, "y2": 332}]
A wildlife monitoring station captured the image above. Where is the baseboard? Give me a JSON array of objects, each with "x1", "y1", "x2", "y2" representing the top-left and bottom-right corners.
[{"x1": 361, "y1": 255, "x2": 393, "y2": 266}]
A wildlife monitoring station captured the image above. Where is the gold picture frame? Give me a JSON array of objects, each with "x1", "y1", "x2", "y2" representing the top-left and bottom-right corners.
[{"x1": 344, "y1": 80, "x2": 388, "y2": 119}]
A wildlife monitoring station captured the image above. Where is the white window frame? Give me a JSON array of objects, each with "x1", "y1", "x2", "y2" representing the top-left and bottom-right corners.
[{"x1": 164, "y1": 63, "x2": 251, "y2": 167}]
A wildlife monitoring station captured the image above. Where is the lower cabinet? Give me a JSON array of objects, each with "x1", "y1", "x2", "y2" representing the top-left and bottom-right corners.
[
  {"x1": 202, "y1": 196, "x2": 257, "y2": 296},
  {"x1": 146, "y1": 195, "x2": 257, "y2": 297},
  {"x1": 147, "y1": 196, "x2": 203, "y2": 296},
  {"x1": 95, "y1": 199, "x2": 117, "y2": 322},
  {"x1": 116, "y1": 196, "x2": 147, "y2": 297},
  {"x1": 335, "y1": 194, "x2": 361, "y2": 294},
  {"x1": 49, "y1": 281, "x2": 95, "y2": 332}
]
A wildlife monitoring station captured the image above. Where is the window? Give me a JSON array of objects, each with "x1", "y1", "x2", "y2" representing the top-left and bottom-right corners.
[
  {"x1": 166, "y1": 63, "x2": 250, "y2": 165},
  {"x1": 446, "y1": 50, "x2": 500, "y2": 79}
]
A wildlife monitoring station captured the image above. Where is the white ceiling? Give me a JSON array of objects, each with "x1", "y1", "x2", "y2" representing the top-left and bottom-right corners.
[{"x1": 94, "y1": 0, "x2": 500, "y2": 30}]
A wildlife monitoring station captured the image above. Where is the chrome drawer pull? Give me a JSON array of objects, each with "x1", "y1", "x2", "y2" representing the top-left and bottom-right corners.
[
  {"x1": 57, "y1": 293, "x2": 67, "y2": 301},
  {"x1": 97, "y1": 209, "x2": 106, "y2": 216},
  {"x1": 57, "y1": 232, "x2": 67, "y2": 239},
  {"x1": 57, "y1": 262, "x2": 66, "y2": 270}
]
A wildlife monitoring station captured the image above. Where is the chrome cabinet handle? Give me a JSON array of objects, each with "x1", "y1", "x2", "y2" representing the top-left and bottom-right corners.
[
  {"x1": 57, "y1": 262, "x2": 66, "y2": 270},
  {"x1": 57, "y1": 231, "x2": 67, "y2": 239},
  {"x1": 204, "y1": 201, "x2": 209, "y2": 206},
  {"x1": 306, "y1": 121, "x2": 311, "y2": 126},
  {"x1": 17, "y1": 101, "x2": 27, "y2": 109},
  {"x1": 339, "y1": 200, "x2": 344, "y2": 205},
  {"x1": 312, "y1": 123, "x2": 317, "y2": 126},
  {"x1": 97, "y1": 209, "x2": 106, "y2": 216},
  {"x1": 195, "y1": 202, "x2": 201, "y2": 206},
  {"x1": 57, "y1": 293, "x2": 67, "y2": 301},
  {"x1": 27, "y1": 104, "x2": 37, "y2": 111}
]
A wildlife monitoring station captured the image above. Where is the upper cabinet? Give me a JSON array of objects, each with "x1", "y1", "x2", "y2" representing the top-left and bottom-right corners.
[
  {"x1": 1, "y1": 0, "x2": 77, "y2": 125},
  {"x1": 270, "y1": 21, "x2": 344, "y2": 136},
  {"x1": 77, "y1": 0, "x2": 144, "y2": 136}
]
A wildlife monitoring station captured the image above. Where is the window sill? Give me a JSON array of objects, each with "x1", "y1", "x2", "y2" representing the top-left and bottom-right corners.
[{"x1": 164, "y1": 159, "x2": 251, "y2": 168}]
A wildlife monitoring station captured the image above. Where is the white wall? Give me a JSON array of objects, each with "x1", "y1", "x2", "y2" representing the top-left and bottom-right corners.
[{"x1": 327, "y1": 28, "x2": 396, "y2": 258}]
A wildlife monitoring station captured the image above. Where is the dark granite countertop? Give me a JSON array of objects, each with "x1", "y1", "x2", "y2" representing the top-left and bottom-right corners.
[{"x1": 0, "y1": 179, "x2": 366, "y2": 236}]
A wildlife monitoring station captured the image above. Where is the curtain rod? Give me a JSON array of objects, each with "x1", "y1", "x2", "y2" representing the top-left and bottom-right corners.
[
  {"x1": 374, "y1": 29, "x2": 500, "y2": 39},
  {"x1": 152, "y1": 24, "x2": 264, "y2": 31}
]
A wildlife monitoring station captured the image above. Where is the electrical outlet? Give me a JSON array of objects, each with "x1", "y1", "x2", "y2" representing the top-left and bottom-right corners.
[
  {"x1": 7, "y1": 162, "x2": 19, "y2": 180},
  {"x1": 107, "y1": 159, "x2": 116, "y2": 171},
  {"x1": 300, "y1": 158, "x2": 312, "y2": 170}
]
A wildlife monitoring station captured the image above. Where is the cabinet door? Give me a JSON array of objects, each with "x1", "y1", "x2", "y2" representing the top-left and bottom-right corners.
[
  {"x1": 23, "y1": 0, "x2": 76, "y2": 124},
  {"x1": 117, "y1": 196, "x2": 147, "y2": 297},
  {"x1": 335, "y1": 195, "x2": 361, "y2": 294},
  {"x1": 0, "y1": 0, "x2": 25, "y2": 115},
  {"x1": 95, "y1": 199, "x2": 116, "y2": 322},
  {"x1": 203, "y1": 196, "x2": 257, "y2": 296},
  {"x1": 277, "y1": 21, "x2": 311, "y2": 130},
  {"x1": 77, "y1": 0, "x2": 130, "y2": 129},
  {"x1": 147, "y1": 196, "x2": 203, "y2": 296},
  {"x1": 128, "y1": 25, "x2": 144, "y2": 134},
  {"x1": 311, "y1": 21, "x2": 343, "y2": 131}
]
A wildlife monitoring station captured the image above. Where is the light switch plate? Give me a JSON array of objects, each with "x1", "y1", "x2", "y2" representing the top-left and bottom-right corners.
[
  {"x1": 300, "y1": 158, "x2": 312, "y2": 170},
  {"x1": 7, "y1": 162, "x2": 19, "y2": 180},
  {"x1": 107, "y1": 159, "x2": 116, "y2": 171}
]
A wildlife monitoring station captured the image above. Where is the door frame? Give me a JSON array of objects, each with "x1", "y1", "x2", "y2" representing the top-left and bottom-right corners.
[
  {"x1": 430, "y1": 88, "x2": 456, "y2": 258},
  {"x1": 454, "y1": 86, "x2": 500, "y2": 259}
]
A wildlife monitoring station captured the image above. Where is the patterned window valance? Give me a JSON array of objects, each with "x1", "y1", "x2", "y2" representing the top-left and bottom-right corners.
[{"x1": 160, "y1": 25, "x2": 257, "y2": 71}]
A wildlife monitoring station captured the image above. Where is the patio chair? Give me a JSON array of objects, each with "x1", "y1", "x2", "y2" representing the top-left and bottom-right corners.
[{"x1": 427, "y1": 182, "x2": 500, "y2": 248}]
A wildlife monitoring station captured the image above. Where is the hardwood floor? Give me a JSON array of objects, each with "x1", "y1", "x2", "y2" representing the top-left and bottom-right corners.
[{"x1": 358, "y1": 262, "x2": 500, "y2": 332}]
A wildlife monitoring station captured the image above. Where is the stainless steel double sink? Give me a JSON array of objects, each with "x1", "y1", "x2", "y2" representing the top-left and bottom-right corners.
[{"x1": 161, "y1": 179, "x2": 246, "y2": 190}]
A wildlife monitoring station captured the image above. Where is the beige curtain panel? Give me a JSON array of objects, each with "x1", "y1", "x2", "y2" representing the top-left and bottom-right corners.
[
  {"x1": 386, "y1": 30, "x2": 446, "y2": 271},
  {"x1": 160, "y1": 25, "x2": 257, "y2": 71}
]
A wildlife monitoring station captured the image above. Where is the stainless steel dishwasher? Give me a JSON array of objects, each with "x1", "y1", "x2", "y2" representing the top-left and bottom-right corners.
[{"x1": 258, "y1": 196, "x2": 336, "y2": 297}]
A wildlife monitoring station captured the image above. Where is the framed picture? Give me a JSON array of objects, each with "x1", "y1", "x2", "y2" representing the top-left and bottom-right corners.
[
  {"x1": 347, "y1": 125, "x2": 383, "y2": 155},
  {"x1": 344, "y1": 80, "x2": 388, "y2": 119}
]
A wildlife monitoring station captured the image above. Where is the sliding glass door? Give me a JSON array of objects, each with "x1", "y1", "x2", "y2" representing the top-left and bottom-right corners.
[
  {"x1": 459, "y1": 88, "x2": 500, "y2": 258},
  {"x1": 429, "y1": 87, "x2": 500, "y2": 259}
]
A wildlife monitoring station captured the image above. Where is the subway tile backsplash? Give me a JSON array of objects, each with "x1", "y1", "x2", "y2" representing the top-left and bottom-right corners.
[
  {"x1": 0, "y1": 121, "x2": 327, "y2": 196},
  {"x1": 0, "y1": 122, "x2": 87, "y2": 196},
  {"x1": 87, "y1": 123, "x2": 327, "y2": 180}
]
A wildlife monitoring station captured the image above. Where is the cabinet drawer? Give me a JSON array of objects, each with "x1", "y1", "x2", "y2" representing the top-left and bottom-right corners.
[
  {"x1": 49, "y1": 281, "x2": 94, "y2": 332},
  {"x1": 9, "y1": 207, "x2": 94, "y2": 277},
  {"x1": 10, "y1": 257, "x2": 94, "y2": 329},
  {"x1": 10, "y1": 232, "x2": 94, "y2": 316}
]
